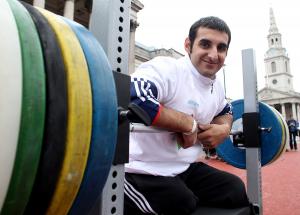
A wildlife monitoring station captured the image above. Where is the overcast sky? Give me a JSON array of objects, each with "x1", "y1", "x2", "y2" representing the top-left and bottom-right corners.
[{"x1": 135, "y1": 0, "x2": 300, "y2": 100}]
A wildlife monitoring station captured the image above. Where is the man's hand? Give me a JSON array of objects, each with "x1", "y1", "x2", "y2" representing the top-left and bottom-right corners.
[
  {"x1": 176, "y1": 132, "x2": 198, "y2": 149},
  {"x1": 197, "y1": 123, "x2": 231, "y2": 149}
]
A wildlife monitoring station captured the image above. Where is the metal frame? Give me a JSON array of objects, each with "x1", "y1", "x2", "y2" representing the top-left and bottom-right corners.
[
  {"x1": 89, "y1": 0, "x2": 131, "y2": 214},
  {"x1": 242, "y1": 49, "x2": 262, "y2": 215}
]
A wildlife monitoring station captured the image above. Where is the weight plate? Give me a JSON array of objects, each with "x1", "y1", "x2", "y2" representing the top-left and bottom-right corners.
[
  {"x1": 63, "y1": 18, "x2": 118, "y2": 215},
  {"x1": 216, "y1": 99, "x2": 283, "y2": 169},
  {"x1": 21, "y1": 3, "x2": 68, "y2": 215},
  {"x1": 37, "y1": 8, "x2": 92, "y2": 215},
  {"x1": 0, "y1": 0, "x2": 22, "y2": 211},
  {"x1": 267, "y1": 107, "x2": 288, "y2": 165},
  {"x1": 2, "y1": 0, "x2": 46, "y2": 214}
]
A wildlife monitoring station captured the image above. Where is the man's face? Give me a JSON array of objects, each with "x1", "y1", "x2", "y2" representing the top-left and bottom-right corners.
[{"x1": 184, "y1": 27, "x2": 229, "y2": 79}]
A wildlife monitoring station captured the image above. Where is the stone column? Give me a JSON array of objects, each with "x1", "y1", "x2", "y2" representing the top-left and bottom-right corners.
[
  {"x1": 64, "y1": 0, "x2": 75, "y2": 20},
  {"x1": 129, "y1": 20, "x2": 139, "y2": 74},
  {"x1": 292, "y1": 103, "x2": 297, "y2": 120},
  {"x1": 281, "y1": 103, "x2": 286, "y2": 120},
  {"x1": 297, "y1": 103, "x2": 300, "y2": 122},
  {"x1": 129, "y1": 0, "x2": 143, "y2": 74},
  {"x1": 33, "y1": 0, "x2": 45, "y2": 8}
]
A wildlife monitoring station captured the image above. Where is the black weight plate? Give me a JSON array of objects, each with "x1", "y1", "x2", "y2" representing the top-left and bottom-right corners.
[{"x1": 21, "y1": 3, "x2": 67, "y2": 215}]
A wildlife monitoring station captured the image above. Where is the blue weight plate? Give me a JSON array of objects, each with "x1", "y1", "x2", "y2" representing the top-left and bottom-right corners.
[
  {"x1": 216, "y1": 99, "x2": 283, "y2": 169},
  {"x1": 63, "y1": 18, "x2": 118, "y2": 215}
]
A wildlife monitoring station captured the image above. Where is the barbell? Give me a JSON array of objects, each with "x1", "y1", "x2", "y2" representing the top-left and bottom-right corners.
[{"x1": 128, "y1": 100, "x2": 287, "y2": 169}]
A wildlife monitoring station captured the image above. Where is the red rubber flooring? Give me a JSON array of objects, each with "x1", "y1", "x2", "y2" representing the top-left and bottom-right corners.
[{"x1": 203, "y1": 150, "x2": 300, "y2": 215}]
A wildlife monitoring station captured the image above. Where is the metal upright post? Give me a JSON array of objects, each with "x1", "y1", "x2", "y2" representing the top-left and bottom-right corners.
[
  {"x1": 89, "y1": 0, "x2": 131, "y2": 215},
  {"x1": 222, "y1": 64, "x2": 227, "y2": 99},
  {"x1": 242, "y1": 49, "x2": 262, "y2": 215}
]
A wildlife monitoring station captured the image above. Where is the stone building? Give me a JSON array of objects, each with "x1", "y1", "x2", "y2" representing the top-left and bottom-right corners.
[
  {"x1": 134, "y1": 42, "x2": 184, "y2": 70},
  {"x1": 24, "y1": 0, "x2": 183, "y2": 75},
  {"x1": 23, "y1": 0, "x2": 92, "y2": 27},
  {"x1": 258, "y1": 8, "x2": 300, "y2": 121}
]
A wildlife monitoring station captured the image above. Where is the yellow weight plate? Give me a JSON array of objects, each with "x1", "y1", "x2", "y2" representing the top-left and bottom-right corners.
[
  {"x1": 267, "y1": 107, "x2": 288, "y2": 165},
  {"x1": 36, "y1": 8, "x2": 92, "y2": 215},
  {"x1": 273, "y1": 108, "x2": 287, "y2": 163}
]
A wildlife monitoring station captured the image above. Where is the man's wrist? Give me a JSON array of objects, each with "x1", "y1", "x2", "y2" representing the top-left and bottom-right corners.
[
  {"x1": 183, "y1": 118, "x2": 197, "y2": 135},
  {"x1": 223, "y1": 123, "x2": 232, "y2": 136}
]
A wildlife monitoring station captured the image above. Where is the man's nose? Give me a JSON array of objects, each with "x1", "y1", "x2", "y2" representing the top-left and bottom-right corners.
[{"x1": 207, "y1": 47, "x2": 218, "y2": 61}]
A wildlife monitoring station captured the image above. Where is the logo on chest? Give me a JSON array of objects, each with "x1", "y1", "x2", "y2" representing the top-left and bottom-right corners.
[{"x1": 187, "y1": 99, "x2": 199, "y2": 108}]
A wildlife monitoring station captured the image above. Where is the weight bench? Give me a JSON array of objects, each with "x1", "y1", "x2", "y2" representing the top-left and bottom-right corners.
[{"x1": 191, "y1": 206, "x2": 251, "y2": 215}]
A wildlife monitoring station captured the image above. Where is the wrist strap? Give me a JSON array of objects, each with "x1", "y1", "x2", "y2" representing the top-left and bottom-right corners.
[{"x1": 183, "y1": 119, "x2": 197, "y2": 135}]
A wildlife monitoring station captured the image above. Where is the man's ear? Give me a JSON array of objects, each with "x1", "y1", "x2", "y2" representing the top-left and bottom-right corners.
[{"x1": 184, "y1": 37, "x2": 191, "y2": 54}]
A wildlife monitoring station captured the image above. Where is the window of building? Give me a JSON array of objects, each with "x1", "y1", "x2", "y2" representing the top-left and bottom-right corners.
[
  {"x1": 271, "y1": 62, "x2": 276, "y2": 73},
  {"x1": 272, "y1": 79, "x2": 277, "y2": 84}
]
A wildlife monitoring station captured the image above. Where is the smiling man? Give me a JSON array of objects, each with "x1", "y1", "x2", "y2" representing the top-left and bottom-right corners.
[{"x1": 125, "y1": 16, "x2": 252, "y2": 215}]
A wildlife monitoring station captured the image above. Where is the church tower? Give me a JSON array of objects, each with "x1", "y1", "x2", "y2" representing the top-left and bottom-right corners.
[
  {"x1": 264, "y1": 8, "x2": 293, "y2": 92},
  {"x1": 258, "y1": 7, "x2": 300, "y2": 122}
]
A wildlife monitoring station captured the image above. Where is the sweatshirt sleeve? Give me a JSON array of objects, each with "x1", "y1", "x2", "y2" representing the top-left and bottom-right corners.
[
  {"x1": 214, "y1": 79, "x2": 233, "y2": 118},
  {"x1": 215, "y1": 102, "x2": 233, "y2": 117},
  {"x1": 130, "y1": 57, "x2": 177, "y2": 125}
]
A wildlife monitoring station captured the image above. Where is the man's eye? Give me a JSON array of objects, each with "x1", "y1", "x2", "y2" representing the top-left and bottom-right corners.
[
  {"x1": 218, "y1": 44, "x2": 228, "y2": 52},
  {"x1": 200, "y1": 41, "x2": 210, "y2": 48}
]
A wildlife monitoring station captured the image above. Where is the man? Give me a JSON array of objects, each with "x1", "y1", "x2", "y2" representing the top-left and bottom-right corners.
[
  {"x1": 125, "y1": 16, "x2": 251, "y2": 215},
  {"x1": 287, "y1": 118, "x2": 298, "y2": 150}
]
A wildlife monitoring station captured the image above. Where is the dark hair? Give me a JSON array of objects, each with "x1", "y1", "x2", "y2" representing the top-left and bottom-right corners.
[{"x1": 188, "y1": 16, "x2": 231, "y2": 49}]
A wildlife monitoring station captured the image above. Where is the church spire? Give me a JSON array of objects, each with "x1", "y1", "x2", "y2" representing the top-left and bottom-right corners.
[
  {"x1": 267, "y1": 8, "x2": 282, "y2": 49},
  {"x1": 264, "y1": 8, "x2": 293, "y2": 92},
  {"x1": 269, "y1": 8, "x2": 279, "y2": 34}
]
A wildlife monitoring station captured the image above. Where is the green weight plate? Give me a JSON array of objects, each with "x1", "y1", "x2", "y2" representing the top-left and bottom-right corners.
[
  {"x1": 1, "y1": 0, "x2": 46, "y2": 215},
  {"x1": 21, "y1": 3, "x2": 68, "y2": 215},
  {"x1": 0, "y1": 0, "x2": 22, "y2": 211}
]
